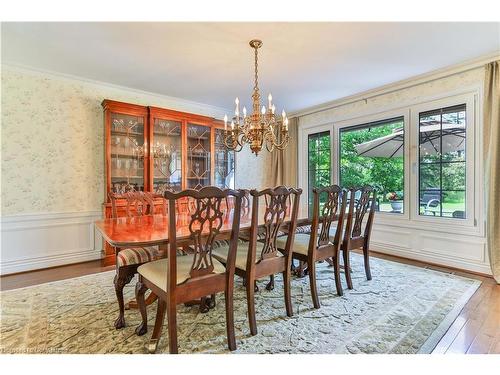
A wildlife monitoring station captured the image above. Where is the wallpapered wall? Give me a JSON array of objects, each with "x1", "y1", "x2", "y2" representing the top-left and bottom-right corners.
[{"x1": 1, "y1": 66, "x2": 271, "y2": 216}]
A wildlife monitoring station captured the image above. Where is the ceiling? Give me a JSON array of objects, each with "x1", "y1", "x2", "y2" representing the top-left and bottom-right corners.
[{"x1": 2, "y1": 22, "x2": 499, "y2": 112}]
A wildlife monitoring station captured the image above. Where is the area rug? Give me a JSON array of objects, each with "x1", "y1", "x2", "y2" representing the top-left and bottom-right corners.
[{"x1": 0, "y1": 253, "x2": 480, "y2": 354}]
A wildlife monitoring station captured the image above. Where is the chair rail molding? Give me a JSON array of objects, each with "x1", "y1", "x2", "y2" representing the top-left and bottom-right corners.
[{"x1": 1, "y1": 211, "x2": 103, "y2": 275}]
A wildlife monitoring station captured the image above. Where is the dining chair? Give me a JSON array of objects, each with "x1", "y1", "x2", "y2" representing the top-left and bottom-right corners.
[
  {"x1": 212, "y1": 186, "x2": 302, "y2": 336},
  {"x1": 341, "y1": 186, "x2": 377, "y2": 290},
  {"x1": 276, "y1": 185, "x2": 347, "y2": 308},
  {"x1": 134, "y1": 187, "x2": 244, "y2": 354},
  {"x1": 109, "y1": 191, "x2": 167, "y2": 329}
]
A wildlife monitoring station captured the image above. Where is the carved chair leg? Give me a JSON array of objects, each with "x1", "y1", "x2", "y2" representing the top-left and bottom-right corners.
[
  {"x1": 363, "y1": 245, "x2": 372, "y2": 281},
  {"x1": 246, "y1": 277, "x2": 258, "y2": 336},
  {"x1": 265, "y1": 274, "x2": 275, "y2": 291},
  {"x1": 343, "y1": 248, "x2": 354, "y2": 290},
  {"x1": 283, "y1": 270, "x2": 293, "y2": 317},
  {"x1": 135, "y1": 281, "x2": 148, "y2": 336},
  {"x1": 333, "y1": 252, "x2": 343, "y2": 296},
  {"x1": 308, "y1": 260, "x2": 320, "y2": 309},
  {"x1": 167, "y1": 301, "x2": 178, "y2": 354},
  {"x1": 113, "y1": 270, "x2": 134, "y2": 329},
  {"x1": 225, "y1": 289, "x2": 236, "y2": 351},
  {"x1": 147, "y1": 299, "x2": 166, "y2": 354}
]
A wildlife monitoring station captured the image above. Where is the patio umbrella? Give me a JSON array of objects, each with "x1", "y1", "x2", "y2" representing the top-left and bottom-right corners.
[{"x1": 354, "y1": 121, "x2": 466, "y2": 158}]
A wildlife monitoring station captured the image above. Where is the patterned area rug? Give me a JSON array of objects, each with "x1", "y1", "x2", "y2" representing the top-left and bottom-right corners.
[{"x1": 0, "y1": 253, "x2": 480, "y2": 354}]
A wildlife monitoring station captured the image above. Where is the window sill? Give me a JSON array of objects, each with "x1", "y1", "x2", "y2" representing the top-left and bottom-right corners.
[{"x1": 373, "y1": 213, "x2": 484, "y2": 238}]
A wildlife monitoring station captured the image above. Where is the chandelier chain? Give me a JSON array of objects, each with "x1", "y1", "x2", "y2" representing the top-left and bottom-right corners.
[{"x1": 254, "y1": 46, "x2": 258, "y2": 92}]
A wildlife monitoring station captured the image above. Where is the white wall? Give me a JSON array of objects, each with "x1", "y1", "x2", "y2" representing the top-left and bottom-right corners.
[
  {"x1": 297, "y1": 66, "x2": 490, "y2": 275},
  {"x1": 0, "y1": 65, "x2": 269, "y2": 274}
]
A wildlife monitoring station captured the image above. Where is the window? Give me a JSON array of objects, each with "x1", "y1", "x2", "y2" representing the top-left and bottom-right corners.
[
  {"x1": 308, "y1": 131, "x2": 331, "y2": 212},
  {"x1": 418, "y1": 104, "x2": 466, "y2": 219},
  {"x1": 339, "y1": 117, "x2": 405, "y2": 214}
]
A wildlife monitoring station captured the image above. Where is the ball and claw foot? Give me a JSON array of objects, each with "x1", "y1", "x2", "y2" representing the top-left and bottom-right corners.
[
  {"x1": 114, "y1": 315, "x2": 125, "y2": 329},
  {"x1": 265, "y1": 280, "x2": 275, "y2": 291},
  {"x1": 135, "y1": 322, "x2": 147, "y2": 336},
  {"x1": 147, "y1": 339, "x2": 159, "y2": 354},
  {"x1": 199, "y1": 298, "x2": 210, "y2": 313},
  {"x1": 207, "y1": 296, "x2": 216, "y2": 309}
]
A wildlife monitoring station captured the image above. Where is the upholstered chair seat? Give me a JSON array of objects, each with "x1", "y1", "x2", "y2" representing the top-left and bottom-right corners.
[
  {"x1": 116, "y1": 246, "x2": 162, "y2": 267},
  {"x1": 276, "y1": 232, "x2": 336, "y2": 256},
  {"x1": 137, "y1": 255, "x2": 226, "y2": 291},
  {"x1": 255, "y1": 224, "x2": 311, "y2": 241},
  {"x1": 213, "y1": 241, "x2": 283, "y2": 271}
]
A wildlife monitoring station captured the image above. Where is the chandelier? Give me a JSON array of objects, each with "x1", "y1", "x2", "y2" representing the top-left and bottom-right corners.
[{"x1": 224, "y1": 39, "x2": 289, "y2": 155}]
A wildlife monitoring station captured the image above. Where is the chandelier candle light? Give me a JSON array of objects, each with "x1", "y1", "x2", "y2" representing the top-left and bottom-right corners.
[{"x1": 224, "y1": 39, "x2": 289, "y2": 155}]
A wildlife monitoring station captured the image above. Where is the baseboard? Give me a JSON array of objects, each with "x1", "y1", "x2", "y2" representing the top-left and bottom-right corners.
[
  {"x1": 0, "y1": 249, "x2": 103, "y2": 275},
  {"x1": 1, "y1": 211, "x2": 103, "y2": 275},
  {"x1": 370, "y1": 241, "x2": 492, "y2": 276}
]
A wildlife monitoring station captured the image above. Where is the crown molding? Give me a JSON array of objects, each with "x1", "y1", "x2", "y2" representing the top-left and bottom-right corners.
[
  {"x1": 290, "y1": 51, "x2": 500, "y2": 118},
  {"x1": 1, "y1": 62, "x2": 232, "y2": 119}
]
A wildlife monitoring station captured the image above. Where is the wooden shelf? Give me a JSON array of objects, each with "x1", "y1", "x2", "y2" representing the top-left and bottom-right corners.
[
  {"x1": 153, "y1": 132, "x2": 181, "y2": 137},
  {"x1": 111, "y1": 153, "x2": 141, "y2": 159},
  {"x1": 111, "y1": 130, "x2": 143, "y2": 137},
  {"x1": 188, "y1": 153, "x2": 209, "y2": 158}
]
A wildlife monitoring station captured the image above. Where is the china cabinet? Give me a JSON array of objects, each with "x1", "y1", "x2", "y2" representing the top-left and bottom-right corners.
[{"x1": 101, "y1": 100, "x2": 235, "y2": 265}]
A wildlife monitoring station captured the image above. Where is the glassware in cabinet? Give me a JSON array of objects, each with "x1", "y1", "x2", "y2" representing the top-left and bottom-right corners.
[
  {"x1": 214, "y1": 128, "x2": 235, "y2": 189},
  {"x1": 151, "y1": 118, "x2": 182, "y2": 194},
  {"x1": 186, "y1": 123, "x2": 211, "y2": 190},
  {"x1": 110, "y1": 112, "x2": 145, "y2": 194}
]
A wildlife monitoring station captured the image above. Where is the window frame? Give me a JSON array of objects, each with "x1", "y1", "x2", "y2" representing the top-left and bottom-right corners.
[
  {"x1": 298, "y1": 123, "x2": 333, "y2": 209},
  {"x1": 334, "y1": 109, "x2": 411, "y2": 221},
  {"x1": 307, "y1": 130, "x2": 333, "y2": 210},
  {"x1": 297, "y1": 88, "x2": 483, "y2": 237},
  {"x1": 409, "y1": 93, "x2": 477, "y2": 228}
]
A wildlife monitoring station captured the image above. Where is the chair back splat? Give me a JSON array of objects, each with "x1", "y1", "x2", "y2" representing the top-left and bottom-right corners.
[
  {"x1": 249, "y1": 186, "x2": 302, "y2": 265},
  {"x1": 164, "y1": 187, "x2": 244, "y2": 290},
  {"x1": 309, "y1": 185, "x2": 347, "y2": 250},
  {"x1": 344, "y1": 186, "x2": 377, "y2": 241}
]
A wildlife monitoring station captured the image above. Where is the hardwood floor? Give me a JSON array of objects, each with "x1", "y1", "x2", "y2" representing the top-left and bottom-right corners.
[{"x1": 1, "y1": 251, "x2": 499, "y2": 354}]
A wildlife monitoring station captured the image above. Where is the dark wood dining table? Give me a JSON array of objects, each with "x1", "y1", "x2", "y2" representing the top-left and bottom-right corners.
[
  {"x1": 94, "y1": 202, "x2": 312, "y2": 315},
  {"x1": 94, "y1": 203, "x2": 312, "y2": 249}
]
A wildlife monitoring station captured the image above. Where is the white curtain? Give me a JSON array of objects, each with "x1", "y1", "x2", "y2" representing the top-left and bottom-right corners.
[
  {"x1": 270, "y1": 117, "x2": 298, "y2": 187},
  {"x1": 484, "y1": 61, "x2": 500, "y2": 283}
]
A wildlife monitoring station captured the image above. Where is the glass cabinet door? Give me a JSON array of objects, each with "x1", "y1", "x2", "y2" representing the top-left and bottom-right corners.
[
  {"x1": 151, "y1": 119, "x2": 182, "y2": 193},
  {"x1": 214, "y1": 128, "x2": 235, "y2": 189},
  {"x1": 110, "y1": 112, "x2": 145, "y2": 193},
  {"x1": 186, "y1": 123, "x2": 211, "y2": 189}
]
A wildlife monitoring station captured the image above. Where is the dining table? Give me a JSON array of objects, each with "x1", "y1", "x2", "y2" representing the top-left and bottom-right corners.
[
  {"x1": 94, "y1": 201, "x2": 313, "y2": 311},
  {"x1": 94, "y1": 202, "x2": 312, "y2": 250}
]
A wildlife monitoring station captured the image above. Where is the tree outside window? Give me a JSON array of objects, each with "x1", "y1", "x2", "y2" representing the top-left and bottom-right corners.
[{"x1": 339, "y1": 117, "x2": 405, "y2": 214}]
